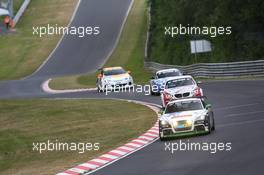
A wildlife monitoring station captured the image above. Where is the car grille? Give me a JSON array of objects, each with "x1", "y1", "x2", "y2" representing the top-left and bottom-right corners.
[
  {"x1": 195, "y1": 125, "x2": 205, "y2": 131},
  {"x1": 111, "y1": 83, "x2": 129, "y2": 87},
  {"x1": 175, "y1": 92, "x2": 190, "y2": 98},
  {"x1": 174, "y1": 120, "x2": 192, "y2": 131}
]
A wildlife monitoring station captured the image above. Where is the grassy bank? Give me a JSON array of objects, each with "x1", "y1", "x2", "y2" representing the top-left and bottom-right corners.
[
  {"x1": 50, "y1": 0, "x2": 152, "y2": 90},
  {"x1": 149, "y1": 0, "x2": 264, "y2": 65},
  {"x1": 0, "y1": 0, "x2": 77, "y2": 80},
  {"x1": 0, "y1": 99, "x2": 156, "y2": 175}
]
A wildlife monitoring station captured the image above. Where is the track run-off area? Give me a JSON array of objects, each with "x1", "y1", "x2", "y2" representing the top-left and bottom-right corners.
[{"x1": 0, "y1": 0, "x2": 263, "y2": 175}]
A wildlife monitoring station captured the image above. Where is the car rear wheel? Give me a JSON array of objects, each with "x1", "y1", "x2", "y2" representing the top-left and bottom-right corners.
[
  {"x1": 211, "y1": 116, "x2": 215, "y2": 131},
  {"x1": 208, "y1": 115, "x2": 215, "y2": 133}
]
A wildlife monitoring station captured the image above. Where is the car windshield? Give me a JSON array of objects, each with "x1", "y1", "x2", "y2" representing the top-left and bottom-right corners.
[
  {"x1": 165, "y1": 100, "x2": 203, "y2": 113},
  {"x1": 166, "y1": 78, "x2": 194, "y2": 88},
  {"x1": 104, "y1": 68, "x2": 126, "y2": 76},
  {"x1": 157, "y1": 71, "x2": 180, "y2": 79}
]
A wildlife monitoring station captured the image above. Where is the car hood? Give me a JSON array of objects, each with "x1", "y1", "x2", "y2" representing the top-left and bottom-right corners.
[
  {"x1": 151, "y1": 78, "x2": 168, "y2": 85},
  {"x1": 104, "y1": 73, "x2": 130, "y2": 81},
  {"x1": 165, "y1": 85, "x2": 196, "y2": 94},
  {"x1": 160, "y1": 110, "x2": 206, "y2": 122}
]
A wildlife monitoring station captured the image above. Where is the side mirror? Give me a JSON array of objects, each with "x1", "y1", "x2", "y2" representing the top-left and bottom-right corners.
[
  {"x1": 159, "y1": 107, "x2": 165, "y2": 114},
  {"x1": 205, "y1": 104, "x2": 212, "y2": 109},
  {"x1": 97, "y1": 74, "x2": 103, "y2": 78},
  {"x1": 127, "y1": 71, "x2": 131, "y2": 74},
  {"x1": 151, "y1": 76, "x2": 155, "y2": 79}
]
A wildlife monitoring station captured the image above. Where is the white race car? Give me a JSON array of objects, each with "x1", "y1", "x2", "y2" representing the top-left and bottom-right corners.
[
  {"x1": 96, "y1": 67, "x2": 134, "y2": 92},
  {"x1": 161, "y1": 75, "x2": 203, "y2": 107},
  {"x1": 150, "y1": 68, "x2": 182, "y2": 95},
  {"x1": 159, "y1": 97, "x2": 215, "y2": 140}
]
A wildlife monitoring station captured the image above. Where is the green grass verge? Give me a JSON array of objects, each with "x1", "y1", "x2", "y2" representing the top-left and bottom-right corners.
[
  {"x1": 0, "y1": 0, "x2": 77, "y2": 80},
  {"x1": 50, "y1": 0, "x2": 152, "y2": 90},
  {"x1": 0, "y1": 99, "x2": 156, "y2": 175},
  {"x1": 13, "y1": 0, "x2": 24, "y2": 13}
]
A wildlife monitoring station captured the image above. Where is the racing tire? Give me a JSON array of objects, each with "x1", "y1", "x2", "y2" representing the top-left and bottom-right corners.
[
  {"x1": 211, "y1": 117, "x2": 215, "y2": 131},
  {"x1": 160, "y1": 137, "x2": 165, "y2": 141},
  {"x1": 159, "y1": 132, "x2": 165, "y2": 141},
  {"x1": 208, "y1": 115, "x2": 215, "y2": 133},
  {"x1": 151, "y1": 91, "x2": 159, "y2": 96}
]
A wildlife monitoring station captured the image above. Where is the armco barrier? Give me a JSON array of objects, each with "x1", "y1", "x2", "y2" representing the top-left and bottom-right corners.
[
  {"x1": 144, "y1": 60, "x2": 264, "y2": 78},
  {"x1": 13, "y1": 0, "x2": 31, "y2": 26}
]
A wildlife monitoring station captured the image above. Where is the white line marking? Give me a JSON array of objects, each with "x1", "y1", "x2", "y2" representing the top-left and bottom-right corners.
[
  {"x1": 219, "y1": 118, "x2": 264, "y2": 128},
  {"x1": 144, "y1": 132, "x2": 158, "y2": 137},
  {"x1": 68, "y1": 168, "x2": 85, "y2": 173},
  {"x1": 215, "y1": 103, "x2": 261, "y2": 110},
  {"x1": 80, "y1": 163, "x2": 98, "y2": 169},
  {"x1": 55, "y1": 95, "x2": 161, "y2": 175},
  {"x1": 133, "y1": 139, "x2": 148, "y2": 144},
  {"x1": 148, "y1": 129, "x2": 159, "y2": 134},
  {"x1": 119, "y1": 146, "x2": 135, "y2": 151},
  {"x1": 110, "y1": 150, "x2": 127, "y2": 155},
  {"x1": 42, "y1": 79, "x2": 96, "y2": 94},
  {"x1": 95, "y1": 0, "x2": 136, "y2": 70},
  {"x1": 139, "y1": 136, "x2": 154, "y2": 141},
  {"x1": 101, "y1": 154, "x2": 118, "y2": 160},
  {"x1": 84, "y1": 138, "x2": 159, "y2": 175},
  {"x1": 225, "y1": 110, "x2": 264, "y2": 117},
  {"x1": 125, "y1": 143, "x2": 142, "y2": 148},
  {"x1": 23, "y1": 0, "x2": 82, "y2": 80},
  {"x1": 91, "y1": 158, "x2": 109, "y2": 164}
]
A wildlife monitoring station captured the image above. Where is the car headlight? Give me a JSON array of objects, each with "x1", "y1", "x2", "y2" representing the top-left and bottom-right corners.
[
  {"x1": 160, "y1": 120, "x2": 170, "y2": 127},
  {"x1": 195, "y1": 114, "x2": 206, "y2": 121},
  {"x1": 153, "y1": 81, "x2": 159, "y2": 85},
  {"x1": 186, "y1": 119, "x2": 193, "y2": 126}
]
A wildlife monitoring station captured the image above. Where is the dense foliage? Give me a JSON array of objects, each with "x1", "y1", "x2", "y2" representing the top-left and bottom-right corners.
[{"x1": 148, "y1": 0, "x2": 264, "y2": 65}]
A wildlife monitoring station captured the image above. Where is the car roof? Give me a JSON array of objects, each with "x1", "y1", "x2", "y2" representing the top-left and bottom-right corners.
[
  {"x1": 165, "y1": 75, "x2": 194, "y2": 82},
  {"x1": 103, "y1": 67, "x2": 123, "y2": 71},
  {"x1": 167, "y1": 98, "x2": 202, "y2": 105},
  {"x1": 156, "y1": 68, "x2": 181, "y2": 74}
]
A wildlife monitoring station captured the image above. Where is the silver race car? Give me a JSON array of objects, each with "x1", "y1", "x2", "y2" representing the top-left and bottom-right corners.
[
  {"x1": 160, "y1": 75, "x2": 203, "y2": 107},
  {"x1": 150, "y1": 68, "x2": 182, "y2": 95},
  {"x1": 159, "y1": 97, "x2": 215, "y2": 140}
]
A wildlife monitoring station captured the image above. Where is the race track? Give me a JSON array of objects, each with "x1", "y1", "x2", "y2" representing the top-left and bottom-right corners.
[
  {"x1": 0, "y1": 0, "x2": 132, "y2": 98},
  {"x1": 0, "y1": 0, "x2": 264, "y2": 175}
]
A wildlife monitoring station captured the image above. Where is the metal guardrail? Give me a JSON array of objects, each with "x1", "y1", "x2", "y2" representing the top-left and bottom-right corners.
[
  {"x1": 144, "y1": 1, "x2": 264, "y2": 78},
  {"x1": 13, "y1": 0, "x2": 31, "y2": 26},
  {"x1": 145, "y1": 60, "x2": 264, "y2": 78}
]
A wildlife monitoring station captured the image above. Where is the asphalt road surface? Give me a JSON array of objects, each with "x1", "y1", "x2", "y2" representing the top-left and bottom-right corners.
[
  {"x1": 0, "y1": 0, "x2": 264, "y2": 175},
  {"x1": 0, "y1": 0, "x2": 132, "y2": 98}
]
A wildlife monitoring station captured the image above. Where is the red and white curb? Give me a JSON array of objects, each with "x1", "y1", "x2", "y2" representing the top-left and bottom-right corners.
[
  {"x1": 42, "y1": 77, "x2": 161, "y2": 175},
  {"x1": 56, "y1": 104, "x2": 160, "y2": 175},
  {"x1": 42, "y1": 79, "x2": 97, "y2": 94}
]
